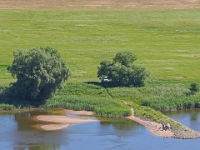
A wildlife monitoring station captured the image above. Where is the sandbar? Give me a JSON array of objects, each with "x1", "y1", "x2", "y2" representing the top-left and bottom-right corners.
[
  {"x1": 37, "y1": 110, "x2": 98, "y2": 131},
  {"x1": 40, "y1": 124, "x2": 70, "y2": 131},
  {"x1": 127, "y1": 115, "x2": 174, "y2": 138},
  {"x1": 64, "y1": 109, "x2": 94, "y2": 116}
]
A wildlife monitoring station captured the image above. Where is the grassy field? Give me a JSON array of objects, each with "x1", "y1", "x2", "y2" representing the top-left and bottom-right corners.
[
  {"x1": 1, "y1": 1, "x2": 200, "y2": 126},
  {"x1": 1, "y1": 9, "x2": 200, "y2": 85}
]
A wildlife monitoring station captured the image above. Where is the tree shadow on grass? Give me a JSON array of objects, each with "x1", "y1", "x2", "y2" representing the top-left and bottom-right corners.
[{"x1": 86, "y1": 81, "x2": 119, "y2": 88}]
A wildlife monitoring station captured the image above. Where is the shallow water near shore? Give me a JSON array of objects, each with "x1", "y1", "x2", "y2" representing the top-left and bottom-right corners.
[
  {"x1": 165, "y1": 109, "x2": 200, "y2": 132},
  {"x1": 1, "y1": 109, "x2": 200, "y2": 150}
]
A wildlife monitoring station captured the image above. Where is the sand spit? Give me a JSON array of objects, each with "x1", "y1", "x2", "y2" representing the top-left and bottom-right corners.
[
  {"x1": 37, "y1": 110, "x2": 98, "y2": 131},
  {"x1": 173, "y1": 125, "x2": 200, "y2": 139},
  {"x1": 40, "y1": 124, "x2": 70, "y2": 131},
  {"x1": 127, "y1": 115, "x2": 174, "y2": 138},
  {"x1": 127, "y1": 108, "x2": 200, "y2": 139}
]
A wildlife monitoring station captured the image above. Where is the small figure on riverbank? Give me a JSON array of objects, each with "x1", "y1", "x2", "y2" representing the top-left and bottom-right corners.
[
  {"x1": 162, "y1": 123, "x2": 166, "y2": 131},
  {"x1": 165, "y1": 123, "x2": 171, "y2": 130}
]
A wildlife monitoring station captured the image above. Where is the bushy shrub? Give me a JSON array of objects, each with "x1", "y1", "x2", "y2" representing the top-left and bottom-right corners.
[
  {"x1": 189, "y1": 83, "x2": 199, "y2": 95},
  {"x1": 97, "y1": 51, "x2": 149, "y2": 87}
]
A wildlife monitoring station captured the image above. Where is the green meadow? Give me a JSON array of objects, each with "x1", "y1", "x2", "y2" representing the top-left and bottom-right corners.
[
  {"x1": 1, "y1": 9, "x2": 200, "y2": 85},
  {"x1": 1, "y1": 9, "x2": 200, "y2": 124}
]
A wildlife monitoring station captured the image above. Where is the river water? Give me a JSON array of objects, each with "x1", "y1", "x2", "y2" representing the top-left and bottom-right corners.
[{"x1": 1, "y1": 109, "x2": 200, "y2": 150}]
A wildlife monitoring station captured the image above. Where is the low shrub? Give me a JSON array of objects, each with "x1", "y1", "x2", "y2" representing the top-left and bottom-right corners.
[{"x1": 0, "y1": 104, "x2": 15, "y2": 111}]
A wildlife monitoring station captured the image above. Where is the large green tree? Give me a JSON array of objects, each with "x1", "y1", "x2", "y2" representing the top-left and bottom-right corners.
[
  {"x1": 7, "y1": 47, "x2": 70, "y2": 101},
  {"x1": 97, "y1": 51, "x2": 149, "y2": 87}
]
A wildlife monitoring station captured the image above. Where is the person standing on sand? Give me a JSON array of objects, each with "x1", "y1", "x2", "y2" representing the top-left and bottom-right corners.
[{"x1": 162, "y1": 123, "x2": 166, "y2": 131}]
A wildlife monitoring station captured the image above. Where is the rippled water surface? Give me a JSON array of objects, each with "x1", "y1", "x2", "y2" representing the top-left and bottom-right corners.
[{"x1": 1, "y1": 109, "x2": 200, "y2": 150}]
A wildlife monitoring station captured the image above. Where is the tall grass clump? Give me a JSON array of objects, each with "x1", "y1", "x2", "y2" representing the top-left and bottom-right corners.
[
  {"x1": 44, "y1": 82, "x2": 131, "y2": 117},
  {"x1": 105, "y1": 86, "x2": 143, "y2": 104},
  {"x1": 141, "y1": 84, "x2": 200, "y2": 111},
  {"x1": 45, "y1": 95, "x2": 131, "y2": 117},
  {"x1": 0, "y1": 103, "x2": 15, "y2": 111},
  {"x1": 58, "y1": 82, "x2": 110, "y2": 98}
]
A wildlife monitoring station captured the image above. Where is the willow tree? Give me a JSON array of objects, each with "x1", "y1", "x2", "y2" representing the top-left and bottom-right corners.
[{"x1": 7, "y1": 47, "x2": 70, "y2": 102}]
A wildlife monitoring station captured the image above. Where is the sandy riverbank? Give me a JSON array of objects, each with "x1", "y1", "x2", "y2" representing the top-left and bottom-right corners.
[
  {"x1": 37, "y1": 109, "x2": 200, "y2": 139},
  {"x1": 127, "y1": 115, "x2": 174, "y2": 138},
  {"x1": 126, "y1": 108, "x2": 174, "y2": 138},
  {"x1": 126, "y1": 108, "x2": 200, "y2": 139},
  {"x1": 37, "y1": 109, "x2": 98, "y2": 131}
]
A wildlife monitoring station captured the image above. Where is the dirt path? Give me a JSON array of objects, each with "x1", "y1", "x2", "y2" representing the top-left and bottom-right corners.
[{"x1": 1, "y1": 0, "x2": 200, "y2": 10}]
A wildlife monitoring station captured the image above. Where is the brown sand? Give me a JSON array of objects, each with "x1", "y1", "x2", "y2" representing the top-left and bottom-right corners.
[
  {"x1": 37, "y1": 115, "x2": 98, "y2": 124},
  {"x1": 127, "y1": 115, "x2": 174, "y2": 137},
  {"x1": 36, "y1": 109, "x2": 98, "y2": 131},
  {"x1": 40, "y1": 124, "x2": 70, "y2": 131}
]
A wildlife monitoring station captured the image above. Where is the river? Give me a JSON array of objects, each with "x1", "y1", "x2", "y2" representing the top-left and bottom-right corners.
[{"x1": 1, "y1": 109, "x2": 200, "y2": 150}]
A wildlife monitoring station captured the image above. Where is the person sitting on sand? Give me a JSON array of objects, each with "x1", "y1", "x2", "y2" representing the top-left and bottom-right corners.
[{"x1": 165, "y1": 123, "x2": 171, "y2": 130}]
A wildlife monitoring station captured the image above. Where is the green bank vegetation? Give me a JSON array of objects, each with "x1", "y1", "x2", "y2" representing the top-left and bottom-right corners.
[{"x1": 1, "y1": 9, "x2": 200, "y2": 128}]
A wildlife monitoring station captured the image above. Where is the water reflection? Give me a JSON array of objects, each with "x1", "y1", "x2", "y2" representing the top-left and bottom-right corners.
[
  {"x1": 165, "y1": 109, "x2": 200, "y2": 132},
  {"x1": 100, "y1": 118, "x2": 139, "y2": 131},
  {"x1": 13, "y1": 142, "x2": 60, "y2": 150},
  {"x1": 8, "y1": 109, "x2": 141, "y2": 149},
  {"x1": 190, "y1": 110, "x2": 199, "y2": 121},
  {"x1": 14, "y1": 109, "x2": 65, "y2": 131},
  {"x1": 2, "y1": 109, "x2": 200, "y2": 150}
]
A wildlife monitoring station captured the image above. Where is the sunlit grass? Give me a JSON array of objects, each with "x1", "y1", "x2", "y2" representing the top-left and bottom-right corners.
[
  {"x1": 1, "y1": 9, "x2": 200, "y2": 121},
  {"x1": 0, "y1": 9, "x2": 200, "y2": 85}
]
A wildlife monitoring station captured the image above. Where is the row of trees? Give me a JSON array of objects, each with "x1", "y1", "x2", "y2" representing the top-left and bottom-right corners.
[{"x1": 7, "y1": 47, "x2": 149, "y2": 102}]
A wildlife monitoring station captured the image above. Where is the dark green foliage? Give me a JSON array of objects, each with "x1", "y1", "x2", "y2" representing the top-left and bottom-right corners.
[
  {"x1": 189, "y1": 83, "x2": 199, "y2": 95},
  {"x1": 97, "y1": 51, "x2": 149, "y2": 87},
  {"x1": 113, "y1": 51, "x2": 137, "y2": 67},
  {"x1": 7, "y1": 47, "x2": 70, "y2": 102}
]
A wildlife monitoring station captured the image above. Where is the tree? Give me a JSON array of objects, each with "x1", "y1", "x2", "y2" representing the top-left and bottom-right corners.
[
  {"x1": 97, "y1": 51, "x2": 149, "y2": 87},
  {"x1": 113, "y1": 51, "x2": 137, "y2": 67},
  {"x1": 7, "y1": 47, "x2": 70, "y2": 102}
]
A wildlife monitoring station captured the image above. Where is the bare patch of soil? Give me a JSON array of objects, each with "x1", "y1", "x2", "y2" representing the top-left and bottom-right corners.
[{"x1": 0, "y1": 0, "x2": 200, "y2": 10}]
